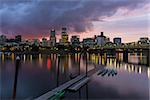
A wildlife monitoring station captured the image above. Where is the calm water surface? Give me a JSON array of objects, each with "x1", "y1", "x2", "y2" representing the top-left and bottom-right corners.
[{"x1": 0, "y1": 52, "x2": 149, "y2": 100}]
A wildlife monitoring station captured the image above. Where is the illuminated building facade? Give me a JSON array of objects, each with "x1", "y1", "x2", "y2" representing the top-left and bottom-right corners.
[
  {"x1": 83, "y1": 38, "x2": 95, "y2": 48},
  {"x1": 42, "y1": 38, "x2": 48, "y2": 47},
  {"x1": 96, "y1": 32, "x2": 107, "y2": 46},
  {"x1": 49, "y1": 29, "x2": 56, "y2": 47},
  {"x1": 0, "y1": 35, "x2": 6, "y2": 45},
  {"x1": 60, "y1": 27, "x2": 69, "y2": 45},
  {"x1": 71, "y1": 35, "x2": 80, "y2": 47},
  {"x1": 113, "y1": 37, "x2": 121, "y2": 45},
  {"x1": 138, "y1": 37, "x2": 149, "y2": 45},
  {"x1": 33, "y1": 39, "x2": 40, "y2": 46},
  {"x1": 15, "y1": 35, "x2": 22, "y2": 43}
]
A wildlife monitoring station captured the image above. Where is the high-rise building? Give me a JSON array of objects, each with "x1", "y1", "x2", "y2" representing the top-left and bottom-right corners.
[
  {"x1": 83, "y1": 38, "x2": 95, "y2": 48},
  {"x1": 49, "y1": 29, "x2": 56, "y2": 47},
  {"x1": 0, "y1": 35, "x2": 7, "y2": 45},
  {"x1": 138, "y1": 37, "x2": 149, "y2": 45},
  {"x1": 33, "y1": 39, "x2": 40, "y2": 46},
  {"x1": 42, "y1": 38, "x2": 48, "y2": 47},
  {"x1": 113, "y1": 37, "x2": 121, "y2": 45},
  {"x1": 60, "y1": 27, "x2": 69, "y2": 45},
  {"x1": 95, "y1": 32, "x2": 107, "y2": 46},
  {"x1": 15, "y1": 35, "x2": 22, "y2": 43},
  {"x1": 71, "y1": 35, "x2": 80, "y2": 47}
]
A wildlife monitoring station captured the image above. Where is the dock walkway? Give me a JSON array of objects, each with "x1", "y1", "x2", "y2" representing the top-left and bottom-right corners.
[{"x1": 34, "y1": 65, "x2": 103, "y2": 100}]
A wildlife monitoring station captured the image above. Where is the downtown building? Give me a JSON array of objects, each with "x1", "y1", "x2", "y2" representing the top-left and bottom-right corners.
[
  {"x1": 42, "y1": 37, "x2": 48, "y2": 47},
  {"x1": 95, "y1": 32, "x2": 110, "y2": 46},
  {"x1": 83, "y1": 38, "x2": 95, "y2": 48},
  {"x1": 15, "y1": 35, "x2": 22, "y2": 43},
  {"x1": 0, "y1": 35, "x2": 7, "y2": 45},
  {"x1": 59, "y1": 27, "x2": 69, "y2": 46},
  {"x1": 32, "y1": 39, "x2": 40, "y2": 46},
  {"x1": 138, "y1": 37, "x2": 149, "y2": 45},
  {"x1": 49, "y1": 29, "x2": 56, "y2": 47},
  {"x1": 71, "y1": 35, "x2": 80, "y2": 47},
  {"x1": 113, "y1": 37, "x2": 122, "y2": 45}
]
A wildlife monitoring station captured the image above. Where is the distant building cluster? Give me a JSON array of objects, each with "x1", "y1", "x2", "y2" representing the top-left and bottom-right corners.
[{"x1": 0, "y1": 27, "x2": 150, "y2": 51}]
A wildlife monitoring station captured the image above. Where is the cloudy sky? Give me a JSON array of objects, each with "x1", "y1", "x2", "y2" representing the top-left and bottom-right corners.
[{"x1": 0, "y1": 0, "x2": 150, "y2": 42}]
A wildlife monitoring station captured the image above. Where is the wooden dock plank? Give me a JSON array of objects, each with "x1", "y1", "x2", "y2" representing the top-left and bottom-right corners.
[
  {"x1": 68, "y1": 77, "x2": 90, "y2": 91},
  {"x1": 34, "y1": 74, "x2": 86, "y2": 100},
  {"x1": 34, "y1": 65, "x2": 104, "y2": 100}
]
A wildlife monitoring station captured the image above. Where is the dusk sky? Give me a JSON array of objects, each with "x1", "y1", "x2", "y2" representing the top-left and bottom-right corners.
[{"x1": 0, "y1": 0, "x2": 150, "y2": 43}]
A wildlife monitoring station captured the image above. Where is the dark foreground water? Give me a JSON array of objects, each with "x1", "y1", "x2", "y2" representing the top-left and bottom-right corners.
[{"x1": 0, "y1": 52, "x2": 149, "y2": 100}]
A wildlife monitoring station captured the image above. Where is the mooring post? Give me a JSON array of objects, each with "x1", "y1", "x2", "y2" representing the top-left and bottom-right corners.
[
  {"x1": 12, "y1": 56, "x2": 20, "y2": 99},
  {"x1": 123, "y1": 49, "x2": 128, "y2": 63},
  {"x1": 56, "y1": 54, "x2": 60, "y2": 87},
  {"x1": 85, "y1": 52, "x2": 88, "y2": 77}
]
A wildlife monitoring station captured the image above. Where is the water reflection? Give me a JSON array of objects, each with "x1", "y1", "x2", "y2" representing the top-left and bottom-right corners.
[
  {"x1": 0, "y1": 52, "x2": 149, "y2": 77},
  {"x1": 47, "y1": 57, "x2": 51, "y2": 70},
  {"x1": 148, "y1": 68, "x2": 150, "y2": 78},
  {"x1": 38, "y1": 54, "x2": 42, "y2": 67},
  {"x1": 0, "y1": 52, "x2": 149, "y2": 99}
]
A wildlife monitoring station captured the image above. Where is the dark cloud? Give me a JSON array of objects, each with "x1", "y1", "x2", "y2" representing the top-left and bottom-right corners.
[{"x1": 0, "y1": 0, "x2": 149, "y2": 37}]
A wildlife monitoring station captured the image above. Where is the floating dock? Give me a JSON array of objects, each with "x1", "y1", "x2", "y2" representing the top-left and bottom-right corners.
[
  {"x1": 68, "y1": 77, "x2": 90, "y2": 92},
  {"x1": 34, "y1": 65, "x2": 103, "y2": 100}
]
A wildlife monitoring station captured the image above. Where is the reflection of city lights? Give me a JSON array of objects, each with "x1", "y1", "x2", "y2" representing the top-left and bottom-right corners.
[
  {"x1": 139, "y1": 67, "x2": 142, "y2": 74},
  {"x1": 104, "y1": 53, "x2": 107, "y2": 59},
  {"x1": 128, "y1": 66, "x2": 131, "y2": 72},
  {"x1": 68, "y1": 55, "x2": 71, "y2": 69},
  {"x1": 114, "y1": 59, "x2": 116, "y2": 67},
  {"x1": 87, "y1": 53, "x2": 89, "y2": 60},
  {"x1": 120, "y1": 53, "x2": 123, "y2": 61},
  {"x1": 110, "y1": 59, "x2": 112, "y2": 66},
  {"x1": 47, "y1": 58, "x2": 51, "y2": 70},
  {"x1": 95, "y1": 56, "x2": 98, "y2": 64},
  {"x1": 23, "y1": 54, "x2": 26, "y2": 62},
  {"x1": 135, "y1": 67, "x2": 137, "y2": 73},
  {"x1": 148, "y1": 68, "x2": 150, "y2": 79},
  {"x1": 128, "y1": 54, "x2": 130, "y2": 62},
  {"x1": 107, "y1": 59, "x2": 109, "y2": 66},
  {"x1": 39, "y1": 54, "x2": 42, "y2": 67},
  {"x1": 30, "y1": 55, "x2": 32, "y2": 62},
  {"x1": 2, "y1": 53, "x2": 4, "y2": 61},
  {"x1": 77, "y1": 53, "x2": 80, "y2": 61},
  {"x1": 54, "y1": 54, "x2": 56, "y2": 60},
  {"x1": 39, "y1": 54, "x2": 41, "y2": 59},
  {"x1": 140, "y1": 52, "x2": 142, "y2": 61},
  {"x1": 63, "y1": 57, "x2": 69, "y2": 71},
  {"x1": 119, "y1": 53, "x2": 121, "y2": 61},
  {"x1": 131, "y1": 65, "x2": 134, "y2": 72},
  {"x1": 75, "y1": 53, "x2": 78, "y2": 62},
  {"x1": 102, "y1": 58, "x2": 105, "y2": 65},
  {"x1": 119, "y1": 63, "x2": 122, "y2": 69},
  {"x1": 124, "y1": 64, "x2": 127, "y2": 70},
  {"x1": 91, "y1": 54, "x2": 95, "y2": 61},
  {"x1": 62, "y1": 65, "x2": 64, "y2": 73},
  {"x1": 11, "y1": 53, "x2": 15, "y2": 61}
]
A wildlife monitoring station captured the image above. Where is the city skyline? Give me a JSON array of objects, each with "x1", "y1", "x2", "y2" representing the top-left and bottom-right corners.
[
  {"x1": 0, "y1": 0, "x2": 150, "y2": 43},
  {"x1": 1, "y1": 30, "x2": 149, "y2": 43}
]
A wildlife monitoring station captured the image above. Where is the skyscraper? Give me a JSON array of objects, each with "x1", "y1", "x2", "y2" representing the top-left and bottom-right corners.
[
  {"x1": 113, "y1": 37, "x2": 121, "y2": 45},
  {"x1": 71, "y1": 35, "x2": 80, "y2": 47},
  {"x1": 49, "y1": 29, "x2": 56, "y2": 47},
  {"x1": 96, "y1": 32, "x2": 107, "y2": 46},
  {"x1": 60, "y1": 27, "x2": 69, "y2": 45},
  {"x1": 42, "y1": 38, "x2": 48, "y2": 47},
  {"x1": 0, "y1": 35, "x2": 6, "y2": 45},
  {"x1": 15, "y1": 35, "x2": 22, "y2": 43}
]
